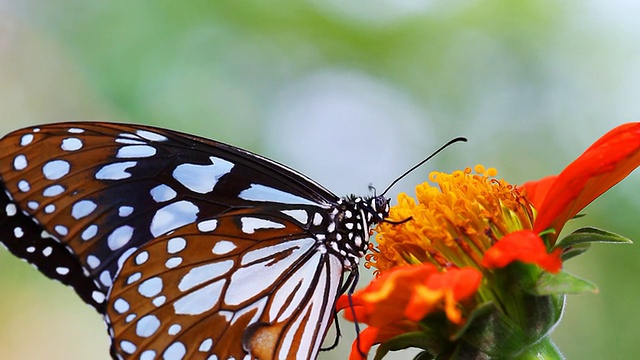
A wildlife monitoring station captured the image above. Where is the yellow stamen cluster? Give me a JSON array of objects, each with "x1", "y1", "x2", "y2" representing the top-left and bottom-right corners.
[{"x1": 370, "y1": 165, "x2": 535, "y2": 272}]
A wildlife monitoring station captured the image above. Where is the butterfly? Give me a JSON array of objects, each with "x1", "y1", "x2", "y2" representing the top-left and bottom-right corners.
[{"x1": 0, "y1": 122, "x2": 392, "y2": 360}]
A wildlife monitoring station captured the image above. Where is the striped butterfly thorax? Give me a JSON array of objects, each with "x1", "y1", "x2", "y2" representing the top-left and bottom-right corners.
[{"x1": 0, "y1": 122, "x2": 390, "y2": 360}]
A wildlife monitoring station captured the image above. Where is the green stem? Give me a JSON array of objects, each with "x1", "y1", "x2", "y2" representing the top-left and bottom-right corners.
[{"x1": 513, "y1": 336, "x2": 564, "y2": 360}]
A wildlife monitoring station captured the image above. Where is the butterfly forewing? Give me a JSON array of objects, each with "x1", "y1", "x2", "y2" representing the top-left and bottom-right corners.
[{"x1": 0, "y1": 123, "x2": 338, "y2": 304}]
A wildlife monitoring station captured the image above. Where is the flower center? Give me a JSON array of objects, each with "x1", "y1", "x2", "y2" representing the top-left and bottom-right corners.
[{"x1": 369, "y1": 165, "x2": 535, "y2": 272}]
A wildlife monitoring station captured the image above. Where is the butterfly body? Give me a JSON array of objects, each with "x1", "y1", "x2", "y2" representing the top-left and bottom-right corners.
[{"x1": 0, "y1": 122, "x2": 389, "y2": 359}]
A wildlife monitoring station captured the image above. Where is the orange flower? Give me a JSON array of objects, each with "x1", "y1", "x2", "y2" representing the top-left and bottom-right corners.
[
  {"x1": 338, "y1": 123, "x2": 640, "y2": 359},
  {"x1": 527, "y1": 123, "x2": 640, "y2": 238},
  {"x1": 372, "y1": 165, "x2": 558, "y2": 273},
  {"x1": 336, "y1": 264, "x2": 481, "y2": 360},
  {"x1": 483, "y1": 122, "x2": 640, "y2": 270}
]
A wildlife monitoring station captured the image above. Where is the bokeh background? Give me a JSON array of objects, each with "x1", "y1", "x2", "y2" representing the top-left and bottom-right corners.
[{"x1": 1, "y1": 1, "x2": 640, "y2": 359}]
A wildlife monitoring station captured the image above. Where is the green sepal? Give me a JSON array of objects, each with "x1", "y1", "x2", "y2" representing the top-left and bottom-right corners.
[
  {"x1": 452, "y1": 299, "x2": 562, "y2": 357},
  {"x1": 556, "y1": 226, "x2": 633, "y2": 248},
  {"x1": 373, "y1": 330, "x2": 440, "y2": 360},
  {"x1": 451, "y1": 302, "x2": 496, "y2": 341},
  {"x1": 555, "y1": 227, "x2": 632, "y2": 261},
  {"x1": 560, "y1": 243, "x2": 590, "y2": 261},
  {"x1": 529, "y1": 270, "x2": 598, "y2": 296}
]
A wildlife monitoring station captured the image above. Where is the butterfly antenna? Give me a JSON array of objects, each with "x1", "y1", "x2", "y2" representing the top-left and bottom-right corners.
[{"x1": 380, "y1": 137, "x2": 467, "y2": 197}]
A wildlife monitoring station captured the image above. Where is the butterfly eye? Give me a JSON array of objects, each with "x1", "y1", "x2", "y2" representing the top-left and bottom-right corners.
[{"x1": 0, "y1": 122, "x2": 389, "y2": 360}]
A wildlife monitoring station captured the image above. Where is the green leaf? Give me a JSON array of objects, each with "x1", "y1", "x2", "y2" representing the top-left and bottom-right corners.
[
  {"x1": 556, "y1": 226, "x2": 633, "y2": 249},
  {"x1": 530, "y1": 270, "x2": 598, "y2": 296}
]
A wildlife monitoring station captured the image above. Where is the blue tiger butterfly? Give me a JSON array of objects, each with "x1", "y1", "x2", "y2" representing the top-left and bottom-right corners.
[{"x1": 0, "y1": 122, "x2": 393, "y2": 360}]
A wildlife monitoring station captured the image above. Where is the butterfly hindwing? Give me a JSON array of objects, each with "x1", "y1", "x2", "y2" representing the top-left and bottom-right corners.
[{"x1": 106, "y1": 207, "x2": 342, "y2": 360}]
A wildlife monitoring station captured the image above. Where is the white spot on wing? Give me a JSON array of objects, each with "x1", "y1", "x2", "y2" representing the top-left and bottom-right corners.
[
  {"x1": 42, "y1": 160, "x2": 71, "y2": 180},
  {"x1": 178, "y1": 261, "x2": 233, "y2": 292},
  {"x1": 13, "y1": 227, "x2": 24, "y2": 238},
  {"x1": 13, "y1": 154, "x2": 27, "y2": 170},
  {"x1": 140, "y1": 350, "x2": 156, "y2": 360},
  {"x1": 172, "y1": 156, "x2": 234, "y2": 194},
  {"x1": 20, "y1": 134, "x2": 34, "y2": 146},
  {"x1": 136, "y1": 251, "x2": 149, "y2": 265},
  {"x1": 199, "y1": 338, "x2": 213, "y2": 352},
  {"x1": 115, "y1": 137, "x2": 145, "y2": 145},
  {"x1": 81, "y1": 224, "x2": 98, "y2": 241},
  {"x1": 17, "y1": 180, "x2": 30, "y2": 192},
  {"x1": 43, "y1": 185, "x2": 65, "y2": 197},
  {"x1": 120, "y1": 340, "x2": 136, "y2": 354},
  {"x1": 100, "y1": 270, "x2": 112, "y2": 287},
  {"x1": 87, "y1": 255, "x2": 100, "y2": 269},
  {"x1": 167, "y1": 324, "x2": 181, "y2": 335},
  {"x1": 119, "y1": 206, "x2": 134, "y2": 217},
  {"x1": 211, "y1": 240, "x2": 236, "y2": 255},
  {"x1": 138, "y1": 277, "x2": 163, "y2": 298},
  {"x1": 114, "y1": 298, "x2": 130, "y2": 314},
  {"x1": 92, "y1": 291, "x2": 106, "y2": 303},
  {"x1": 136, "y1": 315, "x2": 161, "y2": 338},
  {"x1": 71, "y1": 200, "x2": 97, "y2": 220},
  {"x1": 241, "y1": 217, "x2": 285, "y2": 234},
  {"x1": 153, "y1": 296, "x2": 166, "y2": 307},
  {"x1": 150, "y1": 201, "x2": 199, "y2": 237},
  {"x1": 107, "y1": 225, "x2": 134, "y2": 250},
  {"x1": 116, "y1": 145, "x2": 157, "y2": 158},
  {"x1": 281, "y1": 209, "x2": 309, "y2": 224},
  {"x1": 162, "y1": 341, "x2": 186, "y2": 360},
  {"x1": 127, "y1": 272, "x2": 142, "y2": 284},
  {"x1": 197, "y1": 219, "x2": 217, "y2": 232},
  {"x1": 136, "y1": 129, "x2": 168, "y2": 142},
  {"x1": 167, "y1": 237, "x2": 186, "y2": 254},
  {"x1": 239, "y1": 184, "x2": 318, "y2": 206},
  {"x1": 95, "y1": 161, "x2": 137, "y2": 180},
  {"x1": 174, "y1": 280, "x2": 225, "y2": 316},
  {"x1": 5, "y1": 203, "x2": 17, "y2": 216},
  {"x1": 165, "y1": 257, "x2": 182, "y2": 269},
  {"x1": 150, "y1": 184, "x2": 177, "y2": 202},
  {"x1": 42, "y1": 246, "x2": 53, "y2": 257},
  {"x1": 54, "y1": 225, "x2": 68, "y2": 236},
  {"x1": 61, "y1": 138, "x2": 83, "y2": 151}
]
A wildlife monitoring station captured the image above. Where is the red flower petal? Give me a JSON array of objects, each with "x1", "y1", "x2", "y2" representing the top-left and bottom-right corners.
[
  {"x1": 349, "y1": 327, "x2": 379, "y2": 360},
  {"x1": 482, "y1": 230, "x2": 562, "y2": 273},
  {"x1": 521, "y1": 175, "x2": 556, "y2": 210},
  {"x1": 526, "y1": 123, "x2": 640, "y2": 238}
]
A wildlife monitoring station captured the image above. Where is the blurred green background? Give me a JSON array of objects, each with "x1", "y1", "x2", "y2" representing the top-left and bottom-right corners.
[{"x1": 1, "y1": 1, "x2": 639, "y2": 359}]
